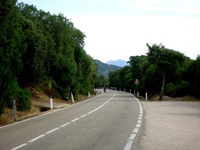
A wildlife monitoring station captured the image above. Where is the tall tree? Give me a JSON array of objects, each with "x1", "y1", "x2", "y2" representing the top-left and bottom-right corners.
[
  {"x1": 186, "y1": 56, "x2": 200, "y2": 97},
  {"x1": 0, "y1": 0, "x2": 26, "y2": 114},
  {"x1": 128, "y1": 55, "x2": 147, "y2": 94},
  {"x1": 146, "y1": 43, "x2": 184, "y2": 100}
]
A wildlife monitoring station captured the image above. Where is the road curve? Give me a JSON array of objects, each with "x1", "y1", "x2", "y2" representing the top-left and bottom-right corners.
[{"x1": 0, "y1": 90, "x2": 142, "y2": 150}]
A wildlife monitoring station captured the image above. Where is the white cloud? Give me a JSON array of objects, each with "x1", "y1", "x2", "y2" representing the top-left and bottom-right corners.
[
  {"x1": 124, "y1": 0, "x2": 200, "y2": 16},
  {"x1": 82, "y1": 0, "x2": 106, "y2": 2},
  {"x1": 70, "y1": 14, "x2": 200, "y2": 62}
]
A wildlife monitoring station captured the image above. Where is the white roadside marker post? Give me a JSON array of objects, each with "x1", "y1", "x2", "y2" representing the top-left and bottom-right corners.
[
  {"x1": 13, "y1": 100, "x2": 17, "y2": 121},
  {"x1": 50, "y1": 96, "x2": 53, "y2": 109},
  {"x1": 71, "y1": 92, "x2": 74, "y2": 103},
  {"x1": 145, "y1": 93, "x2": 148, "y2": 101}
]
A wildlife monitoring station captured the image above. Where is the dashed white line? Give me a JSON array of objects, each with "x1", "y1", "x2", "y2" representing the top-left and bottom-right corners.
[
  {"x1": 124, "y1": 96, "x2": 143, "y2": 150},
  {"x1": 129, "y1": 134, "x2": 136, "y2": 140},
  {"x1": 138, "y1": 116, "x2": 142, "y2": 120},
  {"x1": 133, "y1": 128, "x2": 139, "y2": 133},
  {"x1": 60, "y1": 122, "x2": 70, "y2": 128},
  {"x1": 46, "y1": 128, "x2": 59, "y2": 134},
  {"x1": 11, "y1": 143, "x2": 27, "y2": 150},
  {"x1": 124, "y1": 140, "x2": 133, "y2": 150},
  {"x1": 136, "y1": 123, "x2": 141, "y2": 128},
  {"x1": 71, "y1": 118, "x2": 80, "y2": 122},
  {"x1": 10, "y1": 92, "x2": 116, "y2": 150},
  {"x1": 80, "y1": 114, "x2": 86, "y2": 118},
  {"x1": 28, "y1": 134, "x2": 45, "y2": 143}
]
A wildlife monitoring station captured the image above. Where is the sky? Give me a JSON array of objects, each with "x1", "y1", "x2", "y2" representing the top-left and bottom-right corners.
[{"x1": 17, "y1": 0, "x2": 200, "y2": 63}]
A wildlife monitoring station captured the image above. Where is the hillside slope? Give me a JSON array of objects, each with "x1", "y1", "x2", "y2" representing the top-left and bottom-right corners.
[
  {"x1": 95, "y1": 59, "x2": 121, "y2": 78},
  {"x1": 107, "y1": 59, "x2": 128, "y2": 67}
]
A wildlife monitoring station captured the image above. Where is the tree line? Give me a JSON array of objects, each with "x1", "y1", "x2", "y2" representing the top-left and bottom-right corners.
[
  {"x1": 0, "y1": 0, "x2": 97, "y2": 115},
  {"x1": 109, "y1": 44, "x2": 200, "y2": 100}
]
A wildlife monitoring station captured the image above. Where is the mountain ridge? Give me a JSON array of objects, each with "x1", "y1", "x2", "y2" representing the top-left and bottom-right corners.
[
  {"x1": 94, "y1": 59, "x2": 121, "y2": 78},
  {"x1": 107, "y1": 59, "x2": 128, "y2": 67}
]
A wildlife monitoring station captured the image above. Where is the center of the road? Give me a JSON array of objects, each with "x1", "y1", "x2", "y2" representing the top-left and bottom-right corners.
[{"x1": 11, "y1": 92, "x2": 116, "y2": 150}]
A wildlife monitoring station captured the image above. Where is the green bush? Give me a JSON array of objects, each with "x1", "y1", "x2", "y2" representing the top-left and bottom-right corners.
[
  {"x1": 176, "y1": 81, "x2": 191, "y2": 96},
  {"x1": 165, "y1": 83, "x2": 176, "y2": 97},
  {"x1": 165, "y1": 81, "x2": 191, "y2": 97},
  {"x1": 0, "y1": 99, "x2": 6, "y2": 115},
  {"x1": 17, "y1": 89, "x2": 31, "y2": 111}
]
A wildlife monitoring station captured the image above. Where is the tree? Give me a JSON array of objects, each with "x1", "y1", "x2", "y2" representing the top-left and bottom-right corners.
[
  {"x1": 146, "y1": 43, "x2": 184, "y2": 100},
  {"x1": 109, "y1": 70, "x2": 120, "y2": 89},
  {"x1": 95, "y1": 75, "x2": 109, "y2": 88},
  {"x1": 0, "y1": 0, "x2": 32, "y2": 115},
  {"x1": 128, "y1": 55, "x2": 147, "y2": 94},
  {"x1": 142, "y1": 64, "x2": 161, "y2": 95},
  {"x1": 185, "y1": 56, "x2": 200, "y2": 97}
]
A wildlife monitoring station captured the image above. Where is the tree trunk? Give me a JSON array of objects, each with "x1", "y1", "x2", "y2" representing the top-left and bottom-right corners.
[{"x1": 159, "y1": 70, "x2": 165, "y2": 101}]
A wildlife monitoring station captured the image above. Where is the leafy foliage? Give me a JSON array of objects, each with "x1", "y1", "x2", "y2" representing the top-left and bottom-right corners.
[
  {"x1": 95, "y1": 75, "x2": 109, "y2": 88},
  {"x1": 109, "y1": 44, "x2": 200, "y2": 99},
  {"x1": 0, "y1": 1, "x2": 97, "y2": 116},
  {"x1": 146, "y1": 43, "x2": 184, "y2": 100},
  {"x1": 95, "y1": 59, "x2": 121, "y2": 78},
  {"x1": 185, "y1": 56, "x2": 200, "y2": 97}
]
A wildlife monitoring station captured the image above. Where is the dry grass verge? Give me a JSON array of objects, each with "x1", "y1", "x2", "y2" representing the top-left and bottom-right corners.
[{"x1": 0, "y1": 89, "x2": 97, "y2": 126}]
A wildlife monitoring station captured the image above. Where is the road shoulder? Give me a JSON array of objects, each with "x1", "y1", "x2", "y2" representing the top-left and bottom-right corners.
[{"x1": 138, "y1": 101, "x2": 200, "y2": 150}]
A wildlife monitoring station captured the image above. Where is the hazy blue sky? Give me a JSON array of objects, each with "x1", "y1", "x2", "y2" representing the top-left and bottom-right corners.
[{"x1": 18, "y1": 0, "x2": 200, "y2": 62}]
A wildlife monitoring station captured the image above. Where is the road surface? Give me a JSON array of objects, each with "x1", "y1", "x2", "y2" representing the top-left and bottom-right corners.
[
  {"x1": 0, "y1": 90, "x2": 142, "y2": 150},
  {"x1": 138, "y1": 101, "x2": 200, "y2": 150}
]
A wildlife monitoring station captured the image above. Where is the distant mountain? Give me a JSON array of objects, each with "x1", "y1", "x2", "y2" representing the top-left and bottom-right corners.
[
  {"x1": 94, "y1": 59, "x2": 121, "y2": 78},
  {"x1": 107, "y1": 59, "x2": 128, "y2": 67}
]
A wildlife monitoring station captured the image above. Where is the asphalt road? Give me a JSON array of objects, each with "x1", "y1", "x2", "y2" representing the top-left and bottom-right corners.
[{"x1": 0, "y1": 90, "x2": 142, "y2": 150}]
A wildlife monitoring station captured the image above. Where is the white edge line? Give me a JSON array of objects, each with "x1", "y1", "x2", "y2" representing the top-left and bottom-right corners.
[
  {"x1": 133, "y1": 128, "x2": 139, "y2": 133},
  {"x1": 136, "y1": 123, "x2": 141, "y2": 128},
  {"x1": 124, "y1": 94, "x2": 143, "y2": 150},
  {"x1": 129, "y1": 134, "x2": 136, "y2": 140},
  {"x1": 124, "y1": 140, "x2": 133, "y2": 150}
]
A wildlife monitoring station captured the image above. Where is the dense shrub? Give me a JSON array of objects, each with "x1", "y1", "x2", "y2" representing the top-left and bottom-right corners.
[
  {"x1": 165, "y1": 83, "x2": 176, "y2": 97},
  {"x1": 16, "y1": 89, "x2": 31, "y2": 111},
  {"x1": 176, "y1": 81, "x2": 191, "y2": 96}
]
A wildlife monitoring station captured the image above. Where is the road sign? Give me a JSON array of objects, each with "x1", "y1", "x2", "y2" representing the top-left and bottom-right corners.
[{"x1": 135, "y1": 79, "x2": 139, "y2": 85}]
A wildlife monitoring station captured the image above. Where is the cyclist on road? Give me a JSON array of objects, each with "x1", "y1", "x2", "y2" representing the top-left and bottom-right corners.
[{"x1": 104, "y1": 85, "x2": 106, "y2": 93}]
